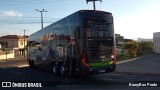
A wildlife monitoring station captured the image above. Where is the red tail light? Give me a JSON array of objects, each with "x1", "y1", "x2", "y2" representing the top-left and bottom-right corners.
[{"x1": 82, "y1": 51, "x2": 89, "y2": 67}]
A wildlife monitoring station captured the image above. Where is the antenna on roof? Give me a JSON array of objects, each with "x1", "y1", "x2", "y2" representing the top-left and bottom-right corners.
[{"x1": 86, "y1": 0, "x2": 102, "y2": 10}]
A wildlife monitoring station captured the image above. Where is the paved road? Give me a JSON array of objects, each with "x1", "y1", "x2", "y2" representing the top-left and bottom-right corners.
[
  {"x1": 0, "y1": 66, "x2": 159, "y2": 89},
  {"x1": 116, "y1": 53, "x2": 160, "y2": 75},
  {"x1": 0, "y1": 54, "x2": 160, "y2": 89}
]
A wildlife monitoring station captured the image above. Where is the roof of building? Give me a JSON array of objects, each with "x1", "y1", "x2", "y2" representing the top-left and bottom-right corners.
[{"x1": 0, "y1": 35, "x2": 27, "y2": 40}]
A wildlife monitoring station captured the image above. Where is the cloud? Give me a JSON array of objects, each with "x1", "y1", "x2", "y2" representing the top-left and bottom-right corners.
[{"x1": 1, "y1": 10, "x2": 23, "y2": 17}]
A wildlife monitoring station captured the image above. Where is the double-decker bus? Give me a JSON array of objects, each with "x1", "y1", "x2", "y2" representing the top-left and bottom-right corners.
[{"x1": 27, "y1": 10, "x2": 116, "y2": 76}]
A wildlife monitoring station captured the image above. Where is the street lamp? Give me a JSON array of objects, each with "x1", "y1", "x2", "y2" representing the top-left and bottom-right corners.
[
  {"x1": 86, "y1": 0, "x2": 102, "y2": 10},
  {"x1": 35, "y1": 9, "x2": 47, "y2": 29}
]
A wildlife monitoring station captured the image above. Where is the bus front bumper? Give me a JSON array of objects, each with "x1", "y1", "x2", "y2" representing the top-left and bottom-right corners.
[{"x1": 81, "y1": 64, "x2": 116, "y2": 75}]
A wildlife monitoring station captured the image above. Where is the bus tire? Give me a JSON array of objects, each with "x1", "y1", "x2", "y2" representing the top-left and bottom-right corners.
[
  {"x1": 51, "y1": 62, "x2": 61, "y2": 76},
  {"x1": 29, "y1": 59, "x2": 34, "y2": 68},
  {"x1": 51, "y1": 62, "x2": 57, "y2": 75},
  {"x1": 60, "y1": 62, "x2": 70, "y2": 77}
]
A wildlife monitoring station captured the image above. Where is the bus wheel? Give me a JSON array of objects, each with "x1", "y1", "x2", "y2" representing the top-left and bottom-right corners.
[
  {"x1": 60, "y1": 63, "x2": 70, "y2": 77},
  {"x1": 51, "y1": 62, "x2": 61, "y2": 76},
  {"x1": 51, "y1": 62, "x2": 57, "y2": 75},
  {"x1": 29, "y1": 59, "x2": 34, "y2": 68}
]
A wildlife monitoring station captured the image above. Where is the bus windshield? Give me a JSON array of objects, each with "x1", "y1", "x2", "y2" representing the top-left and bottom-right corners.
[
  {"x1": 85, "y1": 15, "x2": 113, "y2": 38},
  {"x1": 85, "y1": 15, "x2": 114, "y2": 63}
]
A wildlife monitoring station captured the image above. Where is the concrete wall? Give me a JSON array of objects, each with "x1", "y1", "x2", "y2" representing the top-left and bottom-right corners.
[{"x1": 0, "y1": 50, "x2": 14, "y2": 60}]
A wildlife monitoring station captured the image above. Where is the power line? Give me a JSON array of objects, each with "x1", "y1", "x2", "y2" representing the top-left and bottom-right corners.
[
  {"x1": 0, "y1": 17, "x2": 61, "y2": 24},
  {"x1": 0, "y1": 0, "x2": 48, "y2": 2},
  {"x1": 0, "y1": 21, "x2": 55, "y2": 24},
  {"x1": 0, "y1": 0, "x2": 67, "y2": 3},
  {"x1": 0, "y1": 0, "x2": 68, "y2": 5},
  {"x1": 0, "y1": 15, "x2": 61, "y2": 18}
]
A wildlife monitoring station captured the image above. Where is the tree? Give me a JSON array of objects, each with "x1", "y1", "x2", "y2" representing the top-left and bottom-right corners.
[
  {"x1": 138, "y1": 41, "x2": 153, "y2": 54},
  {"x1": 123, "y1": 41, "x2": 139, "y2": 58}
]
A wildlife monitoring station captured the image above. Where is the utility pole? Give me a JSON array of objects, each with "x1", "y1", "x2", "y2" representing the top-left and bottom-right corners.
[
  {"x1": 35, "y1": 9, "x2": 47, "y2": 29},
  {"x1": 92, "y1": 0, "x2": 96, "y2": 10},
  {"x1": 86, "y1": 0, "x2": 102, "y2": 10},
  {"x1": 23, "y1": 30, "x2": 28, "y2": 58}
]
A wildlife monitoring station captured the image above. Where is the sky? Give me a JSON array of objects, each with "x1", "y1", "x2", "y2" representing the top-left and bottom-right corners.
[{"x1": 0, "y1": 0, "x2": 160, "y2": 40}]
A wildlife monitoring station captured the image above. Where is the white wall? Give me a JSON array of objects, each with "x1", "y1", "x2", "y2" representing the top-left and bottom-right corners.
[
  {"x1": 153, "y1": 32, "x2": 160, "y2": 53},
  {"x1": 0, "y1": 50, "x2": 14, "y2": 60}
]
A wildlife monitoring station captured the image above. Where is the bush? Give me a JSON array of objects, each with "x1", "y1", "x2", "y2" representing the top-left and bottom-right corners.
[
  {"x1": 116, "y1": 54, "x2": 131, "y2": 61},
  {"x1": 136, "y1": 51, "x2": 144, "y2": 56},
  {"x1": 0, "y1": 48, "x2": 11, "y2": 51}
]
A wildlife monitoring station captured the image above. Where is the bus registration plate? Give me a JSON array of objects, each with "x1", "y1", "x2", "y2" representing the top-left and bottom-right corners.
[{"x1": 99, "y1": 69, "x2": 105, "y2": 73}]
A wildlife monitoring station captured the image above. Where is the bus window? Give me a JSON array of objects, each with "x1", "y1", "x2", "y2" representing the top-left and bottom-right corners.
[
  {"x1": 30, "y1": 42, "x2": 42, "y2": 53},
  {"x1": 85, "y1": 16, "x2": 113, "y2": 38}
]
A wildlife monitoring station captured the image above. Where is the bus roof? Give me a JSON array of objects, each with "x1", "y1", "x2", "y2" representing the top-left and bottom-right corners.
[{"x1": 29, "y1": 10, "x2": 112, "y2": 41}]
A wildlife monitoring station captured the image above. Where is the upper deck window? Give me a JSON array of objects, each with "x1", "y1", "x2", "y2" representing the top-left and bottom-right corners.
[{"x1": 85, "y1": 15, "x2": 113, "y2": 38}]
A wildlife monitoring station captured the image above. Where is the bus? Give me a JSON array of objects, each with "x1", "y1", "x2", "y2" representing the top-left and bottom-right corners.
[{"x1": 27, "y1": 10, "x2": 116, "y2": 76}]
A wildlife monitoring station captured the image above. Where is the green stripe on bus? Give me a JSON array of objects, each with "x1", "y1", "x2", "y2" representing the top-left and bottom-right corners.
[{"x1": 89, "y1": 61, "x2": 113, "y2": 67}]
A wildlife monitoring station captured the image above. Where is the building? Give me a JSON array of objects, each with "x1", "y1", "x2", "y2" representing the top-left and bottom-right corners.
[
  {"x1": 153, "y1": 32, "x2": 160, "y2": 53},
  {"x1": 115, "y1": 34, "x2": 124, "y2": 55},
  {"x1": 0, "y1": 35, "x2": 28, "y2": 58},
  {"x1": 115, "y1": 34, "x2": 124, "y2": 48}
]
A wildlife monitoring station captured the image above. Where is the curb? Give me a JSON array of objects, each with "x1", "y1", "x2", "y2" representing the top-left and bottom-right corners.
[
  {"x1": 116, "y1": 56, "x2": 142, "y2": 64},
  {"x1": 0, "y1": 57, "x2": 26, "y2": 62},
  {"x1": 113, "y1": 71, "x2": 160, "y2": 76},
  {"x1": 115, "y1": 54, "x2": 160, "y2": 75}
]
